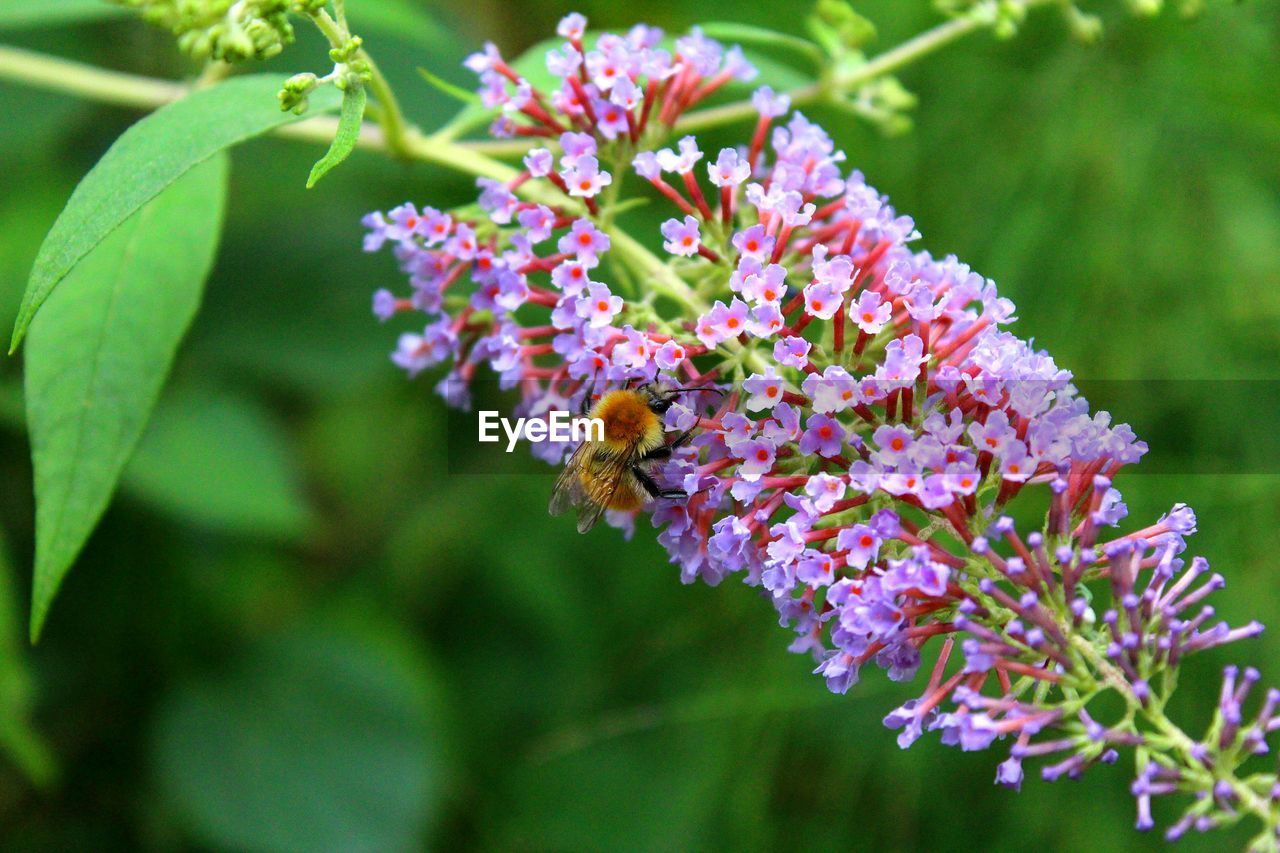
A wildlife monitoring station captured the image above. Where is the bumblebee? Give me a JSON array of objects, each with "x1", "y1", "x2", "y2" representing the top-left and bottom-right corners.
[{"x1": 549, "y1": 383, "x2": 716, "y2": 533}]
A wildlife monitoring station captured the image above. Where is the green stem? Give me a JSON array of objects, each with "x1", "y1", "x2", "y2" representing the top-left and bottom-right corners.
[
  {"x1": 0, "y1": 44, "x2": 368, "y2": 152},
  {"x1": 609, "y1": 230, "x2": 704, "y2": 311},
  {"x1": 674, "y1": 82, "x2": 824, "y2": 135},
  {"x1": 839, "y1": 12, "x2": 987, "y2": 89},
  {"x1": 360, "y1": 54, "x2": 410, "y2": 157},
  {"x1": 673, "y1": 12, "x2": 987, "y2": 135},
  {"x1": 0, "y1": 44, "x2": 183, "y2": 109},
  {"x1": 194, "y1": 60, "x2": 234, "y2": 89}
]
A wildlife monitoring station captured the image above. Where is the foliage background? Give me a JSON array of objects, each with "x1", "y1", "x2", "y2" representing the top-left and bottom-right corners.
[{"x1": 0, "y1": 0, "x2": 1278, "y2": 849}]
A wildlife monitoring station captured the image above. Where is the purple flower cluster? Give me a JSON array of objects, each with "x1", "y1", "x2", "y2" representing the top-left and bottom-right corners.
[
  {"x1": 465, "y1": 15, "x2": 754, "y2": 145},
  {"x1": 360, "y1": 13, "x2": 1278, "y2": 844}
]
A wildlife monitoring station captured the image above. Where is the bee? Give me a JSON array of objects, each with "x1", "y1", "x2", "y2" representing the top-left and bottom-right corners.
[{"x1": 549, "y1": 383, "x2": 718, "y2": 533}]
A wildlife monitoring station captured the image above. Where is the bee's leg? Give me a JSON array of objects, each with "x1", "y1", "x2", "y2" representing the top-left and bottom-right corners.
[
  {"x1": 640, "y1": 444, "x2": 672, "y2": 462},
  {"x1": 578, "y1": 377, "x2": 597, "y2": 416},
  {"x1": 641, "y1": 429, "x2": 694, "y2": 462},
  {"x1": 669, "y1": 428, "x2": 697, "y2": 450},
  {"x1": 631, "y1": 465, "x2": 686, "y2": 500}
]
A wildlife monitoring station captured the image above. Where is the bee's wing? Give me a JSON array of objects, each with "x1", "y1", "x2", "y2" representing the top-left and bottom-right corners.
[
  {"x1": 573, "y1": 443, "x2": 637, "y2": 534},
  {"x1": 549, "y1": 441, "x2": 590, "y2": 517},
  {"x1": 574, "y1": 499, "x2": 611, "y2": 534}
]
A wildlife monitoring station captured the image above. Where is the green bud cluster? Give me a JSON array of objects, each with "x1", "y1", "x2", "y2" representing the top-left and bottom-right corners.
[
  {"x1": 277, "y1": 32, "x2": 369, "y2": 113},
  {"x1": 935, "y1": 0, "x2": 1208, "y2": 36},
  {"x1": 1124, "y1": 0, "x2": 1165, "y2": 14},
  {"x1": 113, "y1": 0, "x2": 316, "y2": 63},
  {"x1": 845, "y1": 76, "x2": 918, "y2": 136},
  {"x1": 328, "y1": 35, "x2": 371, "y2": 91},
  {"x1": 1063, "y1": 5, "x2": 1105, "y2": 43},
  {"x1": 277, "y1": 70, "x2": 317, "y2": 113},
  {"x1": 806, "y1": 0, "x2": 877, "y2": 53},
  {"x1": 990, "y1": 1, "x2": 1030, "y2": 38}
]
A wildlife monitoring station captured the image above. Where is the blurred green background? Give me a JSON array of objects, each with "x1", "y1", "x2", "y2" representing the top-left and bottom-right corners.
[{"x1": 1, "y1": 1, "x2": 1278, "y2": 850}]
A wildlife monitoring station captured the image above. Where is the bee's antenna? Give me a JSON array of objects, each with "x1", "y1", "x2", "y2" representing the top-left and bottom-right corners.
[{"x1": 665, "y1": 384, "x2": 724, "y2": 397}]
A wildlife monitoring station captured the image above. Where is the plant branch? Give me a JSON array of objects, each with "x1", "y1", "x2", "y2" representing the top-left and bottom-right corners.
[
  {"x1": 674, "y1": 82, "x2": 824, "y2": 136},
  {"x1": 673, "y1": 13, "x2": 985, "y2": 134},
  {"x1": 0, "y1": 44, "x2": 183, "y2": 109},
  {"x1": 1070, "y1": 627, "x2": 1280, "y2": 835}
]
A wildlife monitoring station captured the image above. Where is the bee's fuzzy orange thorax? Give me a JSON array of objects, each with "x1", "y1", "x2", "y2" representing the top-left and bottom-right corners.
[{"x1": 591, "y1": 390, "x2": 664, "y2": 452}]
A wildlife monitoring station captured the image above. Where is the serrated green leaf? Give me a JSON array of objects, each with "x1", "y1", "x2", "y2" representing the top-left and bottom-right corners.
[
  {"x1": 306, "y1": 84, "x2": 366, "y2": 188},
  {"x1": 152, "y1": 617, "x2": 445, "y2": 852},
  {"x1": 0, "y1": 0, "x2": 128, "y2": 29},
  {"x1": 122, "y1": 386, "x2": 311, "y2": 539},
  {"x1": 24, "y1": 154, "x2": 227, "y2": 641},
  {"x1": 0, "y1": 529, "x2": 55, "y2": 787},
  {"x1": 10, "y1": 74, "x2": 341, "y2": 352}
]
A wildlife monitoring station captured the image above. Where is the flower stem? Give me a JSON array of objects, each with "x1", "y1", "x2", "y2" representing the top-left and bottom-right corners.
[
  {"x1": 359, "y1": 55, "x2": 410, "y2": 156},
  {"x1": 609, "y1": 229, "x2": 705, "y2": 311},
  {"x1": 1069, "y1": 632, "x2": 1280, "y2": 835}
]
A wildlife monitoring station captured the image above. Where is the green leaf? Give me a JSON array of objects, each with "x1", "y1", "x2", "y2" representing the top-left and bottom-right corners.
[
  {"x1": 122, "y1": 386, "x2": 311, "y2": 539},
  {"x1": 306, "y1": 84, "x2": 366, "y2": 188},
  {"x1": 0, "y1": 529, "x2": 55, "y2": 787},
  {"x1": 152, "y1": 616, "x2": 446, "y2": 852},
  {"x1": 0, "y1": 0, "x2": 128, "y2": 29},
  {"x1": 10, "y1": 74, "x2": 341, "y2": 352},
  {"x1": 700, "y1": 22, "x2": 827, "y2": 68},
  {"x1": 24, "y1": 154, "x2": 227, "y2": 641}
]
